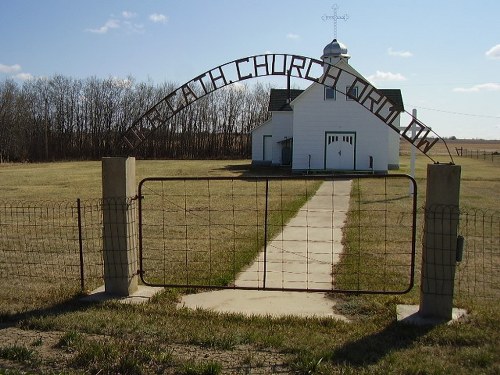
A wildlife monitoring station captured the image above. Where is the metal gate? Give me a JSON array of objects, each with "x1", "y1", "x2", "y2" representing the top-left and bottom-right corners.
[{"x1": 138, "y1": 174, "x2": 417, "y2": 294}]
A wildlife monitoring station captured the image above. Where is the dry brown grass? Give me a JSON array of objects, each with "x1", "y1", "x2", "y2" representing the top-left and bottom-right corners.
[{"x1": 0, "y1": 154, "x2": 499, "y2": 374}]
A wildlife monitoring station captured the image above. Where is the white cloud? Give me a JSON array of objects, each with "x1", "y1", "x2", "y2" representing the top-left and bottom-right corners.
[
  {"x1": 0, "y1": 63, "x2": 22, "y2": 73},
  {"x1": 122, "y1": 11, "x2": 136, "y2": 19},
  {"x1": 149, "y1": 13, "x2": 167, "y2": 23},
  {"x1": 453, "y1": 83, "x2": 500, "y2": 92},
  {"x1": 123, "y1": 21, "x2": 144, "y2": 34},
  {"x1": 14, "y1": 72, "x2": 33, "y2": 81},
  {"x1": 485, "y1": 44, "x2": 500, "y2": 60},
  {"x1": 0, "y1": 64, "x2": 32, "y2": 80},
  {"x1": 286, "y1": 33, "x2": 300, "y2": 40},
  {"x1": 367, "y1": 71, "x2": 407, "y2": 82},
  {"x1": 388, "y1": 47, "x2": 413, "y2": 58},
  {"x1": 86, "y1": 19, "x2": 120, "y2": 34}
]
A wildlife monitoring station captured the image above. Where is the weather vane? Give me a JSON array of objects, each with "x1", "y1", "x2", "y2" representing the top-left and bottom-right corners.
[{"x1": 322, "y1": 4, "x2": 349, "y2": 39}]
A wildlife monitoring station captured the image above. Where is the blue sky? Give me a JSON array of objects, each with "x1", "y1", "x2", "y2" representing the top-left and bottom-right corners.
[{"x1": 1, "y1": 0, "x2": 499, "y2": 139}]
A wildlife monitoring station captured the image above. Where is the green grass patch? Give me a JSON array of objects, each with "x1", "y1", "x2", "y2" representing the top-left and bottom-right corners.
[
  {"x1": 63, "y1": 333, "x2": 175, "y2": 374},
  {"x1": 0, "y1": 345, "x2": 37, "y2": 363},
  {"x1": 180, "y1": 360, "x2": 222, "y2": 375}
]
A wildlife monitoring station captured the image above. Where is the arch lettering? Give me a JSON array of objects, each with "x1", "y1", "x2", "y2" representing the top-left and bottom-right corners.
[{"x1": 121, "y1": 54, "x2": 452, "y2": 163}]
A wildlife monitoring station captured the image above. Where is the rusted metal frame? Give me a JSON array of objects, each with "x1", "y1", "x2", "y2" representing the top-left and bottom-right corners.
[
  {"x1": 77, "y1": 198, "x2": 85, "y2": 292},
  {"x1": 263, "y1": 178, "x2": 269, "y2": 289},
  {"x1": 137, "y1": 174, "x2": 418, "y2": 295}
]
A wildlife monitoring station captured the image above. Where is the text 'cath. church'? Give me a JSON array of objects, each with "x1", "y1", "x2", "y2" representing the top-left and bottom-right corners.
[{"x1": 251, "y1": 38, "x2": 404, "y2": 173}]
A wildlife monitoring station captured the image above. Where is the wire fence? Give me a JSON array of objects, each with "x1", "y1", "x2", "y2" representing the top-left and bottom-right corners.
[
  {"x1": 455, "y1": 147, "x2": 500, "y2": 163},
  {"x1": 419, "y1": 205, "x2": 499, "y2": 306},
  {"x1": 455, "y1": 208, "x2": 499, "y2": 302},
  {"x1": 0, "y1": 199, "x2": 104, "y2": 313},
  {"x1": 0, "y1": 182, "x2": 498, "y2": 313}
]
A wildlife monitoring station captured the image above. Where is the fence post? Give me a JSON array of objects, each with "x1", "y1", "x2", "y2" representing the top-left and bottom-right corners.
[
  {"x1": 77, "y1": 198, "x2": 85, "y2": 292},
  {"x1": 419, "y1": 163, "x2": 461, "y2": 320},
  {"x1": 398, "y1": 163, "x2": 466, "y2": 324},
  {"x1": 102, "y1": 157, "x2": 138, "y2": 296}
]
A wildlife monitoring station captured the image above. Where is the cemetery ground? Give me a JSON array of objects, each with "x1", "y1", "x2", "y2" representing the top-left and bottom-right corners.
[{"x1": 0, "y1": 140, "x2": 499, "y2": 374}]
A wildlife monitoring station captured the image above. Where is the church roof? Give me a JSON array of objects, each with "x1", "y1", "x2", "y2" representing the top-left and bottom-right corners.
[
  {"x1": 377, "y1": 89, "x2": 405, "y2": 111},
  {"x1": 268, "y1": 89, "x2": 304, "y2": 111},
  {"x1": 268, "y1": 88, "x2": 404, "y2": 112}
]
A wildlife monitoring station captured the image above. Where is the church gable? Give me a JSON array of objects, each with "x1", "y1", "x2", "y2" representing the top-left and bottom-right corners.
[
  {"x1": 251, "y1": 37, "x2": 404, "y2": 172},
  {"x1": 267, "y1": 88, "x2": 404, "y2": 114}
]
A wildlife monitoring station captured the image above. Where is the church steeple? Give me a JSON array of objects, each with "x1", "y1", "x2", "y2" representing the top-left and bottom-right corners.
[
  {"x1": 322, "y1": 38, "x2": 350, "y2": 65},
  {"x1": 321, "y1": 4, "x2": 350, "y2": 66}
]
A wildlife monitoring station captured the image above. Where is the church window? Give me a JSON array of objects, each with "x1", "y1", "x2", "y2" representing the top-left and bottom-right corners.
[
  {"x1": 325, "y1": 87, "x2": 336, "y2": 100},
  {"x1": 346, "y1": 86, "x2": 358, "y2": 101}
]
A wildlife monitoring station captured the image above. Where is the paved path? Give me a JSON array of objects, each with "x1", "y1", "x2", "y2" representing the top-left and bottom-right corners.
[{"x1": 178, "y1": 180, "x2": 351, "y2": 319}]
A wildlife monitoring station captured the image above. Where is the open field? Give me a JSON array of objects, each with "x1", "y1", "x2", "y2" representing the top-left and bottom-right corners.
[
  {"x1": 0, "y1": 141, "x2": 499, "y2": 374},
  {"x1": 0, "y1": 160, "x2": 252, "y2": 201},
  {"x1": 400, "y1": 138, "x2": 500, "y2": 156}
]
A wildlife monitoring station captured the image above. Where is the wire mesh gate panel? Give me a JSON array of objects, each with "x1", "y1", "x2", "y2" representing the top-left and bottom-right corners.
[
  {"x1": 455, "y1": 209, "x2": 499, "y2": 301},
  {"x1": 138, "y1": 175, "x2": 416, "y2": 293}
]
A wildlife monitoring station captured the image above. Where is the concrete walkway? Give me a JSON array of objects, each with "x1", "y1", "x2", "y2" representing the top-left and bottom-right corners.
[{"x1": 178, "y1": 180, "x2": 352, "y2": 319}]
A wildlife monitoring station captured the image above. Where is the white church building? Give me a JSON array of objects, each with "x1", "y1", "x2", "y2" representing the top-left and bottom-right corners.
[{"x1": 251, "y1": 39, "x2": 404, "y2": 173}]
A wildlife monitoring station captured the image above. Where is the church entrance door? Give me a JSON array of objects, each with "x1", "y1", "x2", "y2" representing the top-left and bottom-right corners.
[
  {"x1": 325, "y1": 132, "x2": 355, "y2": 170},
  {"x1": 263, "y1": 135, "x2": 273, "y2": 162}
]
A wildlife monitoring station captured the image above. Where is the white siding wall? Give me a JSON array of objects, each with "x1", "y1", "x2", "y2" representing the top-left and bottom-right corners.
[
  {"x1": 251, "y1": 119, "x2": 272, "y2": 162},
  {"x1": 387, "y1": 116, "x2": 401, "y2": 169},
  {"x1": 271, "y1": 112, "x2": 293, "y2": 165},
  {"x1": 291, "y1": 82, "x2": 390, "y2": 172}
]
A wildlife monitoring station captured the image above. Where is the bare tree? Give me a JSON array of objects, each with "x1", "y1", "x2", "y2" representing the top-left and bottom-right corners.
[{"x1": 0, "y1": 76, "x2": 272, "y2": 161}]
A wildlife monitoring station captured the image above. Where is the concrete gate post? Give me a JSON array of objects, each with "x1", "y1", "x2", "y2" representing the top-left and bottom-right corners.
[
  {"x1": 398, "y1": 163, "x2": 467, "y2": 324},
  {"x1": 101, "y1": 157, "x2": 138, "y2": 296},
  {"x1": 419, "y1": 163, "x2": 461, "y2": 320}
]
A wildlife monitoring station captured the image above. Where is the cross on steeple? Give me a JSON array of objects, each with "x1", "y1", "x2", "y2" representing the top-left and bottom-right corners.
[{"x1": 322, "y1": 4, "x2": 349, "y2": 39}]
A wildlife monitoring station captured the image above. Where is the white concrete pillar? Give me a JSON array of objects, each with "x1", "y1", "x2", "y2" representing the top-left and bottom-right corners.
[
  {"x1": 102, "y1": 157, "x2": 138, "y2": 296},
  {"x1": 419, "y1": 163, "x2": 461, "y2": 320}
]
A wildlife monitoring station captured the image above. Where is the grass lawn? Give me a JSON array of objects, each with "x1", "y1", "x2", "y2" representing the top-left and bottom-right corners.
[
  {"x1": 0, "y1": 159, "x2": 252, "y2": 201},
  {"x1": 0, "y1": 149, "x2": 499, "y2": 374}
]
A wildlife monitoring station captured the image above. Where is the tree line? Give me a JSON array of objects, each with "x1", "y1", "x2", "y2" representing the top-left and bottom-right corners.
[{"x1": 0, "y1": 76, "x2": 271, "y2": 162}]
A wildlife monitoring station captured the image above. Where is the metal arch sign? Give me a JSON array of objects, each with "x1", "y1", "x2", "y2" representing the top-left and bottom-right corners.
[{"x1": 121, "y1": 53, "x2": 452, "y2": 163}]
